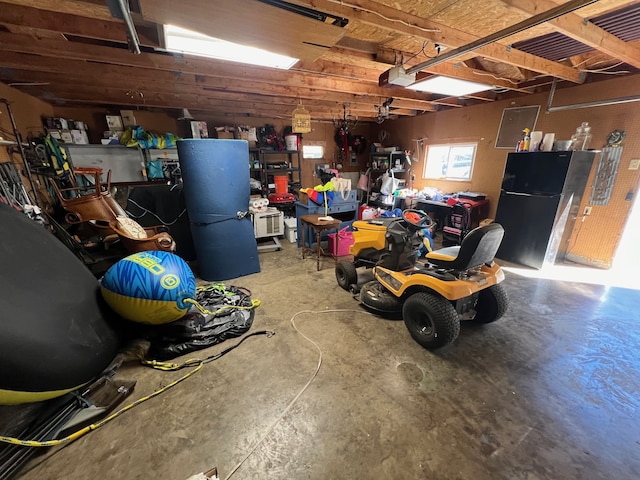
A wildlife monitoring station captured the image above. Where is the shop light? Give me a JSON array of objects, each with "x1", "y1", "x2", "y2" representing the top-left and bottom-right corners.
[
  {"x1": 407, "y1": 76, "x2": 489, "y2": 96},
  {"x1": 163, "y1": 25, "x2": 299, "y2": 70}
]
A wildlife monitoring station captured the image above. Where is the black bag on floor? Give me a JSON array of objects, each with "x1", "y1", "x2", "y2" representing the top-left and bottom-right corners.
[{"x1": 146, "y1": 285, "x2": 256, "y2": 360}]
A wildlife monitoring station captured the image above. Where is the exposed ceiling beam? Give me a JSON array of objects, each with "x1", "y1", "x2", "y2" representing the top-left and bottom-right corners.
[
  {"x1": 0, "y1": 33, "x2": 435, "y2": 110},
  {"x1": 23, "y1": 85, "x2": 388, "y2": 120},
  {"x1": 0, "y1": 50, "x2": 433, "y2": 111},
  {"x1": 139, "y1": 0, "x2": 345, "y2": 62},
  {"x1": 323, "y1": 47, "x2": 530, "y2": 93},
  {"x1": 502, "y1": 0, "x2": 640, "y2": 69},
  {"x1": 404, "y1": 0, "x2": 599, "y2": 75},
  {"x1": 0, "y1": 4, "x2": 160, "y2": 46},
  {"x1": 292, "y1": 0, "x2": 584, "y2": 82},
  {"x1": 0, "y1": 0, "x2": 115, "y2": 21},
  {"x1": 0, "y1": 68, "x2": 417, "y2": 117}
]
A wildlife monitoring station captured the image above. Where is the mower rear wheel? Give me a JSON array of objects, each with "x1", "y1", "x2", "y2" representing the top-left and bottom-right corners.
[
  {"x1": 472, "y1": 284, "x2": 509, "y2": 324},
  {"x1": 336, "y1": 261, "x2": 358, "y2": 291},
  {"x1": 403, "y1": 292, "x2": 460, "y2": 350}
]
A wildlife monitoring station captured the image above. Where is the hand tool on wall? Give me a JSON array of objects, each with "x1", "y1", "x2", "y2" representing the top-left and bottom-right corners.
[{"x1": 0, "y1": 98, "x2": 40, "y2": 209}]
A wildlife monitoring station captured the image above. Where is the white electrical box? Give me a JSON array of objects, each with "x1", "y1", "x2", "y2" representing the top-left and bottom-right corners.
[{"x1": 253, "y1": 208, "x2": 284, "y2": 239}]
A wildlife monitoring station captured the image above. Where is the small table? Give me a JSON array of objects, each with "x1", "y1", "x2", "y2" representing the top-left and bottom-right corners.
[{"x1": 299, "y1": 214, "x2": 341, "y2": 271}]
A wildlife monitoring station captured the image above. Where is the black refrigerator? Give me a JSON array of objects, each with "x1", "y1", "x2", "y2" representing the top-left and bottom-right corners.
[{"x1": 494, "y1": 150, "x2": 595, "y2": 269}]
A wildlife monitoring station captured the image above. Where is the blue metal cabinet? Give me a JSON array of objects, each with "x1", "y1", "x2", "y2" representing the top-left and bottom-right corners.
[{"x1": 295, "y1": 190, "x2": 358, "y2": 247}]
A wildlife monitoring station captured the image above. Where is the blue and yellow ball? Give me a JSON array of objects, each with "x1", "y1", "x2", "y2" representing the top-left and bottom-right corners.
[{"x1": 100, "y1": 251, "x2": 197, "y2": 324}]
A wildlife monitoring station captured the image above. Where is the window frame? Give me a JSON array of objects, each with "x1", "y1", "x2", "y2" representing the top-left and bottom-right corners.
[{"x1": 422, "y1": 142, "x2": 477, "y2": 181}]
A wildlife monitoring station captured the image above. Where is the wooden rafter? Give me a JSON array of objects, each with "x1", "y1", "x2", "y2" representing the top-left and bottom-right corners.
[
  {"x1": 503, "y1": 0, "x2": 640, "y2": 69},
  {"x1": 291, "y1": 0, "x2": 585, "y2": 82}
]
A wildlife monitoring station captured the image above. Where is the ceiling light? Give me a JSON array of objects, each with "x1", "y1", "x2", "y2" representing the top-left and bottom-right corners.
[
  {"x1": 163, "y1": 25, "x2": 299, "y2": 69},
  {"x1": 407, "y1": 76, "x2": 490, "y2": 96}
]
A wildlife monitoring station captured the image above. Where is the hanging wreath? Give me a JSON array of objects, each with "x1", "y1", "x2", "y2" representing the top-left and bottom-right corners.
[
  {"x1": 351, "y1": 135, "x2": 367, "y2": 155},
  {"x1": 334, "y1": 126, "x2": 353, "y2": 149}
]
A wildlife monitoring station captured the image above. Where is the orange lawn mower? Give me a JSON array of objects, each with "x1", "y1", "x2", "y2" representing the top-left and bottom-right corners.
[{"x1": 335, "y1": 209, "x2": 509, "y2": 350}]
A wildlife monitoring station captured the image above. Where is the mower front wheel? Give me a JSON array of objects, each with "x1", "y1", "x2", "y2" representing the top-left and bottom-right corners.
[
  {"x1": 472, "y1": 284, "x2": 509, "y2": 324},
  {"x1": 336, "y1": 260, "x2": 358, "y2": 291},
  {"x1": 403, "y1": 292, "x2": 460, "y2": 350}
]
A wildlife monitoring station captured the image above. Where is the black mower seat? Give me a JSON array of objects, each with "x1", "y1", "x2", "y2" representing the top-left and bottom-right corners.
[{"x1": 426, "y1": 223, "x2": 504, "y2": 271}]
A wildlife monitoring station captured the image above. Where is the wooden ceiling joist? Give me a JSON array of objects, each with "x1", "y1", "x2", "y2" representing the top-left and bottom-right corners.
[
  {"x1": 0, "y1": 0, "x2": 638, "y2": 121},
  {"x1": 503, "y1": 0, "x2": 640, "y2": 69},
  {"x1": 139, "y1": 0, "x2": 345, "y2": 62},
  {"x1": 293, "y1": 0, "x2": 585, "y2": 82},
  {"x1": 0, "y1": 4, "x2": 160, "y2": 46}
]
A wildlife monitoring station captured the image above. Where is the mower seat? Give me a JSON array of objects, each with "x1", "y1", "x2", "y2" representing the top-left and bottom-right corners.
[{"x1": 426, "y1": 223, "x2": 504, "y2": 271}]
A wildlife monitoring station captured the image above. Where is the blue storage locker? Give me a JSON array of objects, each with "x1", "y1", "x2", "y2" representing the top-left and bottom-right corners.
[{"x1": 177, "y1": 139, "x2": 260, "y2": 280}]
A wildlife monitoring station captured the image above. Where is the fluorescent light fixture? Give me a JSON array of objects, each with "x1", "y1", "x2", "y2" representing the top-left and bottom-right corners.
[
  {"x1": 407, "y1": 76, "x2": 489, "y2": 96},
  {"x1": 164, "y1": 25, "x2": 299, "y2": 70}
]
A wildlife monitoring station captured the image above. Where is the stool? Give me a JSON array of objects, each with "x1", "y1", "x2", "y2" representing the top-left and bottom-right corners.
[{"x1": 299, "y1": 214, "x2": 341, "y2": 271}]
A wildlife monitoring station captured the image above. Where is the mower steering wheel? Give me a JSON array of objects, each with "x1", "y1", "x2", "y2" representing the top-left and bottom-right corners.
[{"x1": 402, "y1": 209, "x2": 435, "y2": 230}]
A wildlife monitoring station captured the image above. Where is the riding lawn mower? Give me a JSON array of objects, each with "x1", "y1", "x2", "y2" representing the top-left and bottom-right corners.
[{"x1": 335, "y1": 209, "x2": 509, "y2": 350}]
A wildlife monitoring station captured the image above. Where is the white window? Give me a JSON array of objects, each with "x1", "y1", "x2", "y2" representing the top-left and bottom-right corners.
[
  {"x1": 302, "y1": 145, "x2": 324, "y2": 159},
  {"x1": 423, "y1": 143, "x2": 476, "y2": 181}
]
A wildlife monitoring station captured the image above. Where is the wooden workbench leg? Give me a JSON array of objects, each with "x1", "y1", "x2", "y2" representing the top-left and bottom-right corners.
[
  {"x1": 301, "y1": 222, "x2": 306, "y2": 260},
  {"x1": 316, "y1": 228, "x2": 321, "y2": 271}
]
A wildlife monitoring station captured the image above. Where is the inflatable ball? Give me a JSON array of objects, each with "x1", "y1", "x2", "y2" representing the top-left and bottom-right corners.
[{"x1": 100, "y1": 251, "x2": 197, "y2": 324}]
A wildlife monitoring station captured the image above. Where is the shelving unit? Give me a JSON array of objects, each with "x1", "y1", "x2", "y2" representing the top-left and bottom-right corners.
[
  {"x1": 369, "y1": 150, "x2": 405, "y2": 170},
  {"x1": 365, "y1": 167, "x2": 407, "y2": 206},
  {"x1": 250, "y1": 148, "x2": 302, "y2": 197},
  {"x1": 366, "y1": 150, "x2": 407, "y2": 206}
]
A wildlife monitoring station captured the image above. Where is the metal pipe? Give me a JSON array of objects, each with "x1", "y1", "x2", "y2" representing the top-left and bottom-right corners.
[
  {"x1": 548, "y1": 95, "x2": 640, "y2": 112},
  {"x1": 406, "y1": 0, "x2": 599, "y2": 75},
  {"x1": 545, "y1": 77, "x2": 558, "y2": 112},
  {"x1": 116, "y1": 0, "x2": 141, "y2": 54},
  {"x1": 0, "y1": 98, "x2": 40, "y2": 208},
  {"x1": 545, "y1": 76, "x2": 640, "y2": 112}
]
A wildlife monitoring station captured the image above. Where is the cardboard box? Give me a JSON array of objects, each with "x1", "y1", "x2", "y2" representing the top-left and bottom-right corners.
[
  {"x1": 106, "y1": 115, "x2": 123, "y2": 130},
  {"x1": 120, "y1": 110, "x2": 137, "y2": 127},
  {"x1": 71, "y1": 129, "x2": 89, "y2": 144},
  {"x1": 190, "y1": 121, "x2": 209, "y2": 139},
  {"x1": 54, "y1": 118, "x2": 68, "y2": 130},
  {"x1": 104, "y1": 130, "x2": 122, "y2": 140},
  {"x1": 59, "y1": 130, "x2": 73, "y2": 144},
  {"x1": 216, "y1": 131, "x2": 234, "y2": 139},
  {"x1": 48, "y1": 129, "x2": 62, "y2": 141}
]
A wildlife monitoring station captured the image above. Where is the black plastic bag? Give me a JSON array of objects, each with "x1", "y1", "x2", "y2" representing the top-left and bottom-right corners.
[{"x1": 147, "y1": 284, "x2": 256, "y2": 360}]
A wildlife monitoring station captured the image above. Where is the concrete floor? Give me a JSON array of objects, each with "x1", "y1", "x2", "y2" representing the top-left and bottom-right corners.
[{"x1": 13, "y1": 237, "x2": 640, "y2": 480}]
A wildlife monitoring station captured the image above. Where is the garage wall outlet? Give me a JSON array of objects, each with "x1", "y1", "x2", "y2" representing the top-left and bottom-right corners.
[
  {"x1": 583, "y1": 206, "x2": 592, "y2": 215},
  {"x1": 630, "y1": 159, "x2": 640, "y2": 170}
]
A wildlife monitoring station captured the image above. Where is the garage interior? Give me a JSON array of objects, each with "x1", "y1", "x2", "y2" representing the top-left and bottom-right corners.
[{"x1": 0, "y1": 1, "x2": 639, "y2": 479}]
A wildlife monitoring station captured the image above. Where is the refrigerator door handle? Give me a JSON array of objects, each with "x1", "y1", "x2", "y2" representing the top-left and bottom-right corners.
[
  {"x1": 503, "y1": 191, "x2": 561, "y2": 199},
  {"x1": 503, "y1": 191, "x2": 532, "y2": 196}
]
